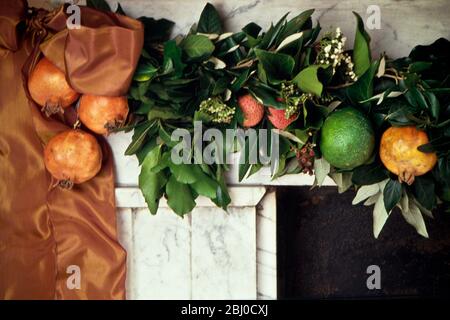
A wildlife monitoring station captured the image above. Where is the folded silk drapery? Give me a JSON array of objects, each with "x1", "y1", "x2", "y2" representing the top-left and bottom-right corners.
[{"x1": 0, "y1": 1, "x2": 143, "y2": 299}]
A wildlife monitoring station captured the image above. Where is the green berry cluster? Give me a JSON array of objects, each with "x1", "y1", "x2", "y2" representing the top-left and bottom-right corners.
[{"x1": 199, "y1": 97, "x2": 235, "y2": 124}]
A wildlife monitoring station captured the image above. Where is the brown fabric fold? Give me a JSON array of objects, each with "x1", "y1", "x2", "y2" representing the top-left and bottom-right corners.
[{"x1": 0, "y1": 1, "x2": 144, "y2": 300}]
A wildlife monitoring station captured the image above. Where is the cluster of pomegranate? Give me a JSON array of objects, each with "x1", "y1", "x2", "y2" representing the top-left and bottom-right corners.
[{"x1": 28, "y1": 57, "x2": 129, "y2": 188}]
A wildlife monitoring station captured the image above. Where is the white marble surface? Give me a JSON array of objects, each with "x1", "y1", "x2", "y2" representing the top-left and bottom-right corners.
[
  {"x1": 256, "y1": 190, "x2": 277, "y2": 300},
  {"x1": 116, "y1": 187, "x2": 274, "y2": 300},
  {"x1": 191, "y1": 207, "x2": 257, "y2": 299}
]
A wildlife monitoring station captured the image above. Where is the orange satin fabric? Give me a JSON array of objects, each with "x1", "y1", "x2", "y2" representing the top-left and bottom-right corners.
[{"x1": 0, "y1": 1, "x2": 144, "y2": 299}]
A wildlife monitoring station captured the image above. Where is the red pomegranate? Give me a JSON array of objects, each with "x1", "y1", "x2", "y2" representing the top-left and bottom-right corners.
[
  {"x1": 44, "y1": 129, "x2": 103, "y2": 188},
  {"x1": 78, "y1": 95, "x2": 129, "y2": 135},
  {"x1": 28, "y1": 57, "x2": 80, "y2": 116}
]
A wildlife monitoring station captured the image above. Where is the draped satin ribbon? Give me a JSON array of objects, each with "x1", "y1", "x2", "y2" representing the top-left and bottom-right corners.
[{"x1": 0, "y1": 0, "x2": 144, "y2": 299}]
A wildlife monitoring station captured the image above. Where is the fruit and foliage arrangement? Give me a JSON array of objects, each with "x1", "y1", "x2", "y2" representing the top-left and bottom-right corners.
[
  {"x1": 123, "y1": 3, "x2": 449, "y2": 238},
  {"x1": 36, "y1": 1, "x2": 449, "y2": 238}
]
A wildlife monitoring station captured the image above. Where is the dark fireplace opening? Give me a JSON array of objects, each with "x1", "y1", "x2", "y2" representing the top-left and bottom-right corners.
[{"x1": 277, "y1": 187, "x2": 450, "y2": 299}]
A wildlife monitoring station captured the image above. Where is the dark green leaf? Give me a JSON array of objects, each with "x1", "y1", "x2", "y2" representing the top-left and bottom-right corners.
[
  {"x1": 125, "y1": 121, "x2": 156, "y2": 155},
  {"x1": 383, "y1": 179, "x2": 402, "y2": 212},
  {"x1": 280, "y1": 9, "x2": 314, "y2": 39},
  {"x1": 139, "y1": 17, "x2": 175, "y2": 44},
  {"x1": 139, "y1": 147, "x2": 167, "y2": 214},
  {"x1": 242, "y1": 22, "x2": 262, "y2": 38},
  {"x1": 148, "y1": 107, "x2": 183, "y2": 121},
  {"x1": 254, "y1": 49, "x2": 295, "y2": 84},
  {"x1": 408, "y1": 61, "x2": 432, "y2": 74},
  {"x1": 197, "y1": 3, "x2": 223, "y2": 35},
  {"x1": 413, "y1": 175, "x2": 437, "y2": 210},
  {"x1": 345, "y1": 60, "x2": 379, "y2": 111},
  {"x1": 136, "y1": 138, "x2": 157, "y2": 164},
  {"x1": 352, "y1": 12, "x2": 371, "y2": 77},
  {"x1": 258, "y1": 13, "x2": 289, "y2": 50},
  {"x1": 239, "y1": 136, "x2": 258, "y2": 181},
  {"x1": 351, "y1": 162, "x2": 388, "y2": 185},
  {"x1": 423, "y1": 91, "x2": 440, "y2": 120},
  {"x1": 163, "y1": 40, "x2": 186, "y2": 77},
  {"x1": 166, "y1": 176, "x2": 196, "y2": 216},
  {"x1": 230, "y1": 69, "x2": 250, "y2": 92}
]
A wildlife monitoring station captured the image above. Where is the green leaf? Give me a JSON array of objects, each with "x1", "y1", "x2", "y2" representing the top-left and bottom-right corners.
[
  {"x1": 197, "y1": 3, "x2": 223, "y2": 35},
  {"x1": 148, "y1": 107, "x2": 183, "y2": 121},
  {"x1": 136, "y1": 138, "x2": 157, "y2": 165},
  {"x1": 254, "y1": 49, "x2": 295, "y2": 84},
  {"x1": 413, "y1": 175, "x2": 437, "y2": 210},
  {"x1": 346, "y1": 60, "x2": 379, "y2": 111},
  {"x1": 169, "y1": 163, "x2": 209, "y2": 184},
  {"x1": 158, "y1": 126, "x2": 178, "y2": 147},
  {"x1": 242, "y1": 22, "x2": 262, "y2": 38},
  {"x1": 139, "y1": 148, "x2": 167, "y2": 214},
  {"x1": 352, "y1": 12, "x2": 371, "y2": 77},
  {"x1": 280, "y1": 9, "x2": 314, "y2": 39},
  {"x1": 230, "y1": 69, "x2": 250, "y2": 92},
  {"x1": 133, "y1": 62, "x2": 158, "y2": 82},
  {"x1": 163, "y1": 40, "x2": 186, "y2": 77},
  {"x1": 383, "y1": 179, "x2": 402, "y2": 212},
  {"x1": 238, "y1": 136, "x2": 258, "y2": 181},
  {"x1": 86, "y1": 0, "x2": 111, "y2": 11},
  {"x1": 166, "y1": 176, "x2": 196, "y2": 216},
  {"x1": 191, "y1": 175, "x2": 219, "y2": 199},
  {"x1": 408, "y1": 61, "x2": 432, "y2": 74},
  {"x1": 292, "y1": 65, "x2": 324, "y2": 96},
  {"x1": 169, "y1": 163, "x2": 198, "y2": 184},
  {"x1": 139, "y1": 17, "x2": 175, "y2": 47},
  {"x1": 258, "y1": 13, "x2": 289, "y2": 50},
  {"x1": 212, "y1": 165, "x2": 231, "y2": 210},
  {"x1": 352, "y1": 162, "x2": 388, "y2": 185},
  {"x1": 125, "y1": 121, "x2": 156, "y2": 156},
  {"x1": 248, "y1": 86, "x2": 284, "y2": 108},
  {"x1": 423, "y1": 91, "x2": 440, "y2": 120},
  {"x1": 181, "y1": 34, "x2": 215, "y2": 60}
]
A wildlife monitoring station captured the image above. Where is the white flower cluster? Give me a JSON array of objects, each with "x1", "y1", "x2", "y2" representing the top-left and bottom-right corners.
[
  {"x1": 281, "y1": 83, "x2": 313, "y2": 119},
  {"x1": 199, "y1": 97, "x2": 235, "y2": 124},
  {"x1": 316, "y1": 27, "x2": 357, "y2": 81}
]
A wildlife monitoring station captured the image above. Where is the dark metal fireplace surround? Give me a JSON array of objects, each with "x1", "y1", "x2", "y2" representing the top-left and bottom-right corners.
[{"x1": 277, "y1": 187, "x2": 450, "y2": 299}]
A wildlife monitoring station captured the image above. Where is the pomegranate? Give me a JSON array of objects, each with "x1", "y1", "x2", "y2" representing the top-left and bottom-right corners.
[
  {"x1": 28, "y1": 57, "x2": 80, "y2": 116},
  {"x1": 78, "y1": 95, "x2": 129, "y2": 135},
  {"x1": 44, "y1": 129, "x2": 103, "y2": 188},
  {"x1": 380, "y1": 126, "x2": 437, "y2": 185}
]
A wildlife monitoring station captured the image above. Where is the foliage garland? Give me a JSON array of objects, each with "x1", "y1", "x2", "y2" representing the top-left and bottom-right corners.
[{"x1": 94, "y1": 2, "x2": 449, "y2": 238}]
